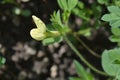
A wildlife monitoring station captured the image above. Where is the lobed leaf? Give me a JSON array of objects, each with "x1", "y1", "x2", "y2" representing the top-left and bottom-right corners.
[
  {"x1": 68, "y1": 0, "x2": 78, "y2": 11},
  {"x1": 101, "y1": 13, "x2": 120, "y2": 22},
  {"x1": 77, "y1": 1, "x2": 84, "y2": 9},
  {"x1": 72, "y1": 8, "x2": 89, "y2": 21},
  {"x1": 109, "y1": 35, "x2": 120, "y2": 43},
  {"x1": 108, "y1": 6, "x2": 120, "y2": 16},
  {"x1": 102, "y1": 48, "x2": 120, "y2": 77},
  {"x1": 110, "y1": 20, "x2": 120, "y2": 27},
  {"x1": 111, "y1": 26, "x2": 120, "y2": 36},
  {"x1": 57, "y1": 0, "x2": 68, "y2": 11}
]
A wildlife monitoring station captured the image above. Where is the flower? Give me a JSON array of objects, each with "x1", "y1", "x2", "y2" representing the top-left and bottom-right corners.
[
  {"x1": 30, "y1": 15, "x2": 61, "y2": 41},
  {"x1": 30, "y1": 15, "x2": 46, "y2": 40}
]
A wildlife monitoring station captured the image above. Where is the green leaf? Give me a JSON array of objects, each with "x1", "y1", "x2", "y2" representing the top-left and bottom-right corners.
[
  {"x1": 87, "y1": 73, "x2": 94, "y2": 80},
  {"x1": 109, "y1": 35, "x2": 120, "y2": 43},
  {"x1": 62, "y1": 10, "x2": 70, "y2": 23},
  {"x1": 77, "y1": 28, "x2": 91, "y2": 37},
  {"x1": 46, "y1": 24, "x2": 56, "y2": 31},
  {"x1": 68, "y1": 0, "x2": 78, "y2": 11},
  {"x1": 74, "y1": 60, "x2": 89, "y2": 80},
  {"x1": 0, "y1": 57, "x2": 6, "y2": 67},
  {"x1": 50, "y1": 11, "x2": 64, "y2": 33},
  {"x1": 101, "y1": 5, "x2": 120, "y2": 36},
  {"x1": 56, "y1": 11, "x2": 62, "y2": 25},
  {"x1": 51, "y1": 24, "x2": 64, "y2": 33},
  {"x1": 102, "y1": 48, "x2": 120, "y2": 77},
  {"x1": 114, "y1": 0, "x2": 120, "y2": 7},
  {"x1": 111, "y1": 26, "x2": 120, "y2": 36},
  {"x1": 110, "y1": 20, "x2": 120, "y2": 27},
  {"x1": 69, "y1": 77, "x2": 81, "y2": 80},
  {"x1": 113, "y1": 60, "x2": 120, "y2": 64},
  {"x1": 101, "y1": 13, "x2": 120, "y2": 22},
  {"x1": 57, "y1": 0, "x2": 68, "y2": 11},
  {"x1": 42, "y1": 36, "x2": 62, "y2": 46},
  {"x1": 50, "y1": 11, "x2": 62, "y2": 26},
  {"x1": 72, "y1": 8, "x2": 89, "y2": 21},
  {"x1": 77, "y1": 1, "x2": 84, "y2": 9},
  {"x1": 108, "y1": 6, "x2": 120, "y2": 16}
]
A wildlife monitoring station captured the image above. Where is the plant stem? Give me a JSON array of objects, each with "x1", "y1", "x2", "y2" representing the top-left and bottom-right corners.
[
  {"x1": 74, "y1": 33, "x2": 101, "y2": 58},
  {"x1": 64, "y1": 35, "x2": 108, "y2": 76}
]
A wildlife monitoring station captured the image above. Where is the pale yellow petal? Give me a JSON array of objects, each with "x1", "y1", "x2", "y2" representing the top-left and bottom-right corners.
[
  {"x1": 30, "y1": 28, "x2": 46, "y2": 40},
  {"x1": 32, "y1": 15, "x2": 46, "y2": 33}
]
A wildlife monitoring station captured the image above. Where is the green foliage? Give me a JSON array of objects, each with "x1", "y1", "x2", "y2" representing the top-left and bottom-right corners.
[
  {"x1": 110, "y1": 26, "x2": 120, "y2": 44},
  {"x1": 111, "y1": 26, "x2": 120, "y2": 36},
  {"x1": 101, "y1": 6, "x2": 120, "y2": 27},
  {"x1": 101, "y1": 4, "x2": 120, "y2": 80},
  {"x1": 102, "y1": 6, "x2": 120, "y2": 43},
  {"x1": 102, "y1": 48, "x2": 120, "y2": 80},
  {"x1": 67, "y1": 0, "x2": 78, "y2": 12},
  {"x1": 72, "y1": 1, "x2": 89, "y2": 21},
  {"x1": 101, "y1": 13, "x2": 120, "y2": 22},
  {"x1": 101, "y1": 5, "x2": 120, "y2": 80},
  {"x1": 108, "y1": 6, "x2": 120, "y2": 16},
  {"x1": 114, "y1": 0, "x2": 120, "y2": 7},
  {"x1": 50, "y1": 11, "x2": 62, "y2": 27},
  {"x1": 109, "y1": 35, "x2": 120, "y2": 43},
  {"x1": 69, "y1": 60, "x2": 94, "y2": 80},
  {"x1": 57, "y1": 0, "x2": 78, "y2": 12},
  {"x1": 72, "y1": 8, "x2": 89, "y2": 21},
  {"x1": 77, "y1": 28, "x2": 91, "y2": 37},
  {"x1": 57, "y1": 0, "x2": 68, "y2": 11},
  {"x1": 42, "y1": 36, "x2": 62, "y2": 46},
  {"x1": 57, "y1": 0, "x2": 78, "y2": 23},
  {"x1": 97, "y1": 0, "x2": 120, "y2": 7}
]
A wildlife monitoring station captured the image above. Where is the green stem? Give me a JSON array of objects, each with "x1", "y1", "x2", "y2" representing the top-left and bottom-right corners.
[
  {"x1": 74, "y1": 33, "x2": 101, "y2": 58},
  {"x1": 64, "y1": 35, "x2": 108, "y2": 76}
]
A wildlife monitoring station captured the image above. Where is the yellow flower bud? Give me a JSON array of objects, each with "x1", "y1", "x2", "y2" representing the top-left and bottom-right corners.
[
  {"x1": 30, "y1": 28, "x2": 46, "y2": 40},
  {"x1": 32, "y1": 15, "x2": 46, "y2": 33},
  {"x1": 30, "y1": 15, "x2": 46, "y2": 40},
  {"x1": 30, "y1": 15, "x2": 61, "y2": 41}
]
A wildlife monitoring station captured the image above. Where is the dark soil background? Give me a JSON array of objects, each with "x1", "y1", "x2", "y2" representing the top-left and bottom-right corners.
[{"x1": 0, "y1": 0, "x2": 116, "y2": 80}]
